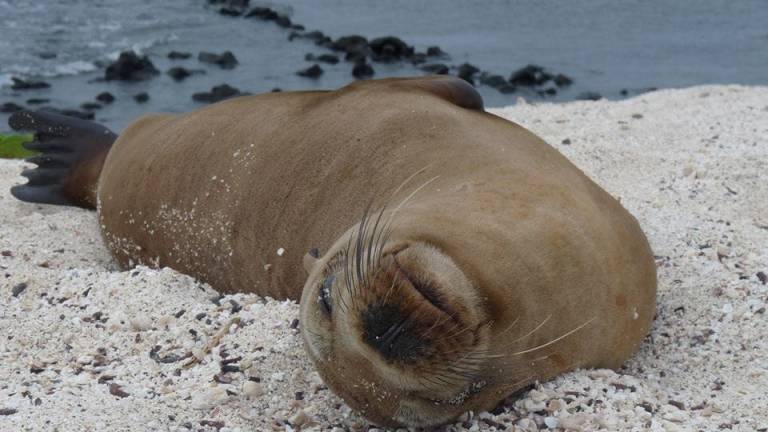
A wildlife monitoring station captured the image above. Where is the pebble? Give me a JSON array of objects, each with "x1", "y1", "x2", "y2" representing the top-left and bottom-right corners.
[
  {"x1": 129, "y1": 315, "x2": 152, "y2": 331},
  {"x1": 191, "y1": 386, "x2": 229, "y2": 410},
  {"x1": 289, "y1": 409, "x2": 310, "y2": 427},
  {"x1": 243, "y1": 381, "x2": 264, "y2": 398}
]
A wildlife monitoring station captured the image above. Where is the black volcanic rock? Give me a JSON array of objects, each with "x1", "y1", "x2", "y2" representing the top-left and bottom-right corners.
[
  {"x1": 509, "y1": 64, "x2": 553, "y2": 87},
  {"x1": 426, "y1": 46, "x2": 448, "y2": 58},
  {"x1": 420, "y1": 63, "x2": 449, "y2": 75},
  {"x1": 105, "y1": 51, "x2": 160, "y2": 81},
  {"x1": 219, "y1": 7, "x2": 243, "y2": 16},
  {"x1": 80, "y1": 102, "x2": 102, "y2": 111},
  {"x1": 577, "y1": 91, "x2": 603, "y2": 101},
  {"x1": 479, "y1": 73, "x2": 508, "y2": 88},
  {"x1": 553, "y1": 73, "x2": 573, "y2": 87},
  {"x1": 305, "y1": 53, "x2": 339, "y2": 64},
  {"x1": 369, "y1": 36, "x2": 413, "y2": 62},
  {"x1": 11, "y1": 77, "x2": 51, "y2": 90},
  {"x1": 134, "y1": 92, "x2": 150, "y2": 103},
  {"x1": 296, "y1": 64, "x2": 324, "y2": 78},
  {"x1": 1, "y1": 102, "x2": 24, "y2": 113},
  {"x1": 457, "y1": 63, "x2": 480, "y2": 84},
  {"x1": 96, "y1": 92, "x2": 115, "y2": 104},
  {"x1": 245, "y1": 7, "x2": 278, "y2": 20},
  {"x1": 198, "y1": 51, "x2": 239, "y2": 69},
  {"x1": 331, "y1": 35, "x2": 368, "y2": 54},
  {"x1": 26, "y1": 98, "x2": 50, "y2": 105},
  {"x1": 192, "y1": 84, "x2": 244, "y2": 103},
  {"x1": 275, "y1": 15, "x2": 292, "y2": 28},
  {"x1": 167, "y1": 51, "x2": 192, "y2": 60},
  {"x1": 167, "y1": 67, "x2": 204, "y2": 81},
  {"x1": 352, "y1": 61, "x2": 374, "y2": 79}
]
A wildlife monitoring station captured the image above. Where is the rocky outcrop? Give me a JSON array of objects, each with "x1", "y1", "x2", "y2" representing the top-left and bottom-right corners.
[{"x1": 105, "y1": 51, "x2": 159, "y2": 81}]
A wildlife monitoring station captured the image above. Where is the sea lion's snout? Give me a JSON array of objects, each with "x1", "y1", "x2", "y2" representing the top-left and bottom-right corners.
[
  {"x1": 358, "y1": 246, "x2": 478, "y2": 364},
  {"x1": 300, "y1": 239, "x2": 493, "y2": 427}
]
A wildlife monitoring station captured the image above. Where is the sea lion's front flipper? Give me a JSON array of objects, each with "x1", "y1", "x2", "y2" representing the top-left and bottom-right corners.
[
  {"x1": 392, "y1": 75, "x2": 484, "y2": 112},
  {"x1": 8, "y1": 110, "x2": 117, "y2": 209}
]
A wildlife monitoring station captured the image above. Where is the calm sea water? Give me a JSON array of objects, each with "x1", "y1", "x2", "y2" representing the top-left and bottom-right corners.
[{"x1": 1, "y1": 0, "x2": 767, "y2": 130}]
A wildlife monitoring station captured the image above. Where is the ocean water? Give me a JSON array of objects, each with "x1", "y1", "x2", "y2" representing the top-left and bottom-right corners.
[{"x1": 1, "y1": 0, "x2": 767, "y2": 130}]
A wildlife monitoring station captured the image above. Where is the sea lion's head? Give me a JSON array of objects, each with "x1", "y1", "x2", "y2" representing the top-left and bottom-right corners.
[{"x1": 299, "y1": 209, "x2": 494, "y2": 427}]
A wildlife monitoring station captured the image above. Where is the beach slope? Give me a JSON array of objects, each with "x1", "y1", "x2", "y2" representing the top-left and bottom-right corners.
[{"x1": 1, "y1": 85, "x2": 766, "y2": 431}]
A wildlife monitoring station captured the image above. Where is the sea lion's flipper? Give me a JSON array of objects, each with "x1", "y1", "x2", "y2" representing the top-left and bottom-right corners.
[
  {"x1": 392, "y1": 75, "x2": 485, "y2": 112},
  {"x1": 8, "y1": 110, "x2": 117, "y2": 209}
]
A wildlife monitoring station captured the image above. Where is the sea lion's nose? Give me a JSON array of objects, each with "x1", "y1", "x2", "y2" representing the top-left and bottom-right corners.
[{"x1": 360, "y1": 300, "x2": 427, "y2": 362}]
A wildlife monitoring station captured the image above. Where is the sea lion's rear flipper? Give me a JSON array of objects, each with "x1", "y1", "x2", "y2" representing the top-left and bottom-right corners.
[{"x1": 8, "y1": 110, "x2": 117, "y2": 209}]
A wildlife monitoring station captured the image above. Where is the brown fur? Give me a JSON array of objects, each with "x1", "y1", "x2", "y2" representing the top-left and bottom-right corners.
[{"x1": 93, "y1": 76, "x2": 656, "y2": 427}]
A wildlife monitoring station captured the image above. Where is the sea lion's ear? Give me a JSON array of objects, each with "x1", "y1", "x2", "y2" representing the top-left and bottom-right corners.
[{"x1": 303, "y1": 248, "x2": 320, "y2": 275}]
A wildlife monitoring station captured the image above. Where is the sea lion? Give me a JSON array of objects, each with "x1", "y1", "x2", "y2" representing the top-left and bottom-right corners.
[{"x1": 8, "y1": 75, "x2": 656, "y2": 427}]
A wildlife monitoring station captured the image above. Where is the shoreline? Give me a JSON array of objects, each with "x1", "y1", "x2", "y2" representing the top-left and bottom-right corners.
[{"x1": 1, "y1": 85, "x2": 767, "y2": 431}]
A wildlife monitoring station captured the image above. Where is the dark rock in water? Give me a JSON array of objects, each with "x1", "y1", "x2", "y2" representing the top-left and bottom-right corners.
[
  {"x1": 577, "y1": 91, "x2": 603, "y2": 101},
  {"x1": 479, "y1": 73, "x2": 508, "y2": 88},
  {"x1": 352, "y1": 61, "x2": 375, "y2": 79},
  {"x1": 297, "y1": 30, "x2": 327, "y2": 43},
  {"x1": 245, "y1": 7, "x2": 278, "y2": 20},
  {"x1": 345, "y1": 51, "x2": 367, "y2": 63},
  {"x1": 420, "y1": 63, "x2": 449, "y2": 75},
  {"x1": 509, "y1": 64, "x2": 553, "y2": 87},
  {"x1": 81, "y1": 102, "x2": 102, "y2": 111},
  {"x1": 369, "y1": 36, "x2": 413, "y2": 62},
  {"x1": 498, "y1": 84, "x2": 517, "y2": 94},
  {"x1": 219, "y1": 7, "x2": 243, "y2": 17},
  {"x1": 96, "y1": 92, "x2": 116, "y2": 104},
  {"x1": 426, "y1": 46, "x2": 448, "y2": 58},
  {"x1": 553, "y1": 73, "x2": 573, "y2": 87},
  {"x1": 275, "y1": 15, "x2": 292, "y2": 28},
  {"x1": 192, "y1": 84, "x2": 244, "y2": 103},
  {"x1": 11, "y1": 77, "x2": 51, "y2": 90},
  {"x1": 167, "y1": 67, "x2": 191, "y2": 81},
  {"x1": 478, "y1": 73, "x2": 517, "y2": 93},
  {"x1": 305, "y1": 53, "x2": 339, "y2": 64},
  {"x1": 134, "y1": 93, "x2": 150, "y2": 103},
  {"x1": 331, "y1": 35, "x2": 368, "y2": 54},
  {"x1": 168, "y1": 51, "x2": 192, "y2": 60},
  {"x1": 1, "y1": 102, "x2": 24, "y2": 113},
  {"x1": 291, "y1": 24, "x2": 305, "y2": 31},
  {"x1": 198, "y1": 51, "x2": 239, "y2": 69},
  {"x1": 271, "y1": 88, "x2": 282, "y2": 92},
  {"x1": 457, "y1": 63, "x2": 480, "y2": 84},
  {"x1": 40, "y1": 107, "x2": 95, "y2": 120},
  {"x1": 26, "y1": 98, "x2": 50, "y2": 105},
  {"x1": 620, "y1": 89, "x2": 629, "y2": 96},
  {"x1": 297, "y1": 64, "x2": 324, "y2": 78},
  {"x1": 209, "y1": 0, "x2": 249, "y2": 6},
  {"x1": 37, "y1": 52, "x2": 58, "y2": 60},
  {"x1": 410, "y1": 53, "x2": 427, "y2": 65},
  {"x1": 105, "y1": 51, "x2": 160, "y2": 81},
  {"x1": 540, "y1": 87, "x2": 557, "y2": 96},
  {"x1": 167, "y1": 67, "x2": 204, "y2": 81}
]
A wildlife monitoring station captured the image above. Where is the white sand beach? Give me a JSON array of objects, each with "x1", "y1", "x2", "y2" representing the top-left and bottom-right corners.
[{"x1": 1, "y1": 85, "x2": 767, "y2": 431}]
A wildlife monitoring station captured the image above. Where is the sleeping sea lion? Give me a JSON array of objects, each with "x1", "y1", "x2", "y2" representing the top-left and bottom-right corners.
[{"x1": 8, "y1": 75, "x2": 656, "y2": 427}]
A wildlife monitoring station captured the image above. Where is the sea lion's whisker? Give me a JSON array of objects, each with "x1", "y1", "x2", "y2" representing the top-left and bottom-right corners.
[
  {"x1": 510, "y1": 317, "x2": 596, "y2": 356},
  {"x1": 501, "y1": 314, "x2": 552, "y2": 348}
]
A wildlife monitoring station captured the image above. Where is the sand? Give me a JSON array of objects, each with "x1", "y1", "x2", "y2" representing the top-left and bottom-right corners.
[{"x1": 1, "y1": 85, "x2": 767, "y2": 431}]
